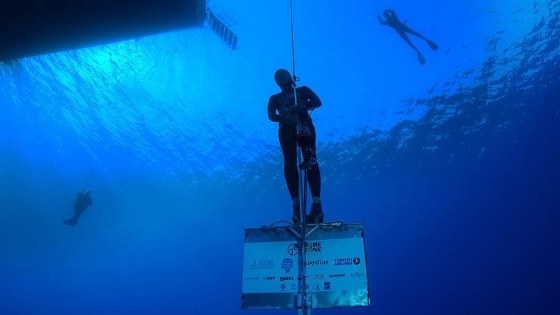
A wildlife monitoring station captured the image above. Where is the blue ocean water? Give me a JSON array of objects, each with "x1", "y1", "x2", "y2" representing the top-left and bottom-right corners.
[{"x1": 1, "y1": 0, "x2": 559, "y2": 314}]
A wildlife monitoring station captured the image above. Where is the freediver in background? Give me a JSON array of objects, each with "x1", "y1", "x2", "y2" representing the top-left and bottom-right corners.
[
  {"x1": 378, "y1": 9, "x2": 439, "y2": 65},
  {"x1": 63, "y1": 189, "x2": 92, "y2": 227}
]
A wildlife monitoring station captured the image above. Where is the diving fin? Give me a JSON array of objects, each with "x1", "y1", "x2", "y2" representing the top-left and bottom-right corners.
[{"x1": 427, "y1": 40, "x2": 439, "y2": 51}]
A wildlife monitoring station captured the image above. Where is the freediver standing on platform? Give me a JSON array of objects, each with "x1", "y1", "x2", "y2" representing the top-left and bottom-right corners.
[
  {"x1": 378, "y1": 9, "x2": 439, "y2": 65},
  {"x1": 267, "y1": 69, "x2": 325, "y2": 224}
]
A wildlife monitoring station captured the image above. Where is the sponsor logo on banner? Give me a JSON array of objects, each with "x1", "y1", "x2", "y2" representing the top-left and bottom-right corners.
[
  {"x1": 280, "y1": 283, "x2": 286, "y2": 291},
  {"x1": 263, "y1": 276, "x2": 276, "y2": 281},
  {"x1": 306, "y1": 242, "x2": 322, "y2": 254},
  {"x1": 334, "y1": 258, "x2": 353, "y2": 266},
  {"x1": 287, "y1": 244, "x2": 299, "y2": 256},
  {"x1": 287, "y1": 242, "x2": 322, "y2": 256},
  {"x1": 250, "y1": 260, "x2": 274, "y2": 269},
  {"x1": 314, "y1": 274, "x2": 324, "y2": 280},
  {"x1": 324, "y1": 282, "x2": 331, "y2": 290},
  {"x1": 290, "y1": 283, "x2": 297, "y2": 290},
  {"x1": 329, "y1": 274, "x2": 346, "y2": 278},
  {"x1": 282, "y1": 258, "x2": 294, "y2": 273},
  {"x1": 334, "y1": 257, "x2": 361, "y2": 266},
  {"x1": 350, "y1": 271, "x2": 366, "y2": 278},
  {"x1": 306, "y1": 260, "x2": 328, "y2": 266},
  {"x1": 244, "y1": 277, "x2": 259, "y2": 281},
  {"x1": 280, "y1": 276, "x2": 294, "y2": 281},
  {"x1": 312, "y1": 283, "x2": 321, "y2": 291}
]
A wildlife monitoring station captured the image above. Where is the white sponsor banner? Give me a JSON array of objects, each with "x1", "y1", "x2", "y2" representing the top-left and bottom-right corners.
[{"x1": 242, "y1": 238, "x2": 367, "y2": 294}]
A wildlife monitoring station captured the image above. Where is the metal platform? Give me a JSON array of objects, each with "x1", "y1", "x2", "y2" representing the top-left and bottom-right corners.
[
  {"x1": 241, "y1": 222, "x2": 370, "y2": 310},
  {"x1": 0, "y1": 0, "x2": 207, "y2": 62}
]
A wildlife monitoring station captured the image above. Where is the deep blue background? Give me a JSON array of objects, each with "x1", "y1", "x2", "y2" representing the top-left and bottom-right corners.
[{"x1": 1, "y1": 1, "x2": 559, "y2": 314}]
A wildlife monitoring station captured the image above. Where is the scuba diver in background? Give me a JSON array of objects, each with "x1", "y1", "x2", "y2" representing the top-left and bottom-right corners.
[
  {"x1": 267, "y1": 69, "x2": 324, "y2": 224},
  {"x1": 63, "y1": 189, "x2": 92, "y2": 227},
  {"x1": 377, "y1": 9, "x2": 439, "y2": 65}
]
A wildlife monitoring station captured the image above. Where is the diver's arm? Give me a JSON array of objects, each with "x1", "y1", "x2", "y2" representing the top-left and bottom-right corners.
[
  {"x1": 298, "y1": 86, "x2": 322, "y2": 109},
  {"x1": 267, "y1": 97, "x2": 281, "y2": 122},
  {"x1": 377, "y1": 16, "x2": 386, "y2": 25}
]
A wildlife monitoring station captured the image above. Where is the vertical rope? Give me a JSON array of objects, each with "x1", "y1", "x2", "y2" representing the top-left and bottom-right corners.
[
  {"x1": 289, "y1": 2, "x2": 310, "y2": 313},
  {"x1": 289, "y1": 0, "x2": 297, "y2": 78},
  {"x1": 51, "y1": 228, "x2": 75, "y2": 314},
  {"x1": 289, "y1": 0, "x2": 304, "y2": 225}
]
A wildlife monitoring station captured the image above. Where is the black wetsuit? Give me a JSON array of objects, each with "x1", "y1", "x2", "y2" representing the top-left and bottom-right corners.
[
  {"x1": 378, "y1": 9, "x2": 439, "y2": 65},
  {"x1": 267, "y1": 86, "x2": 322, "y2": 200},
  {"x1": 64, "y1": 191, "x2": 92, "y2": 226}
]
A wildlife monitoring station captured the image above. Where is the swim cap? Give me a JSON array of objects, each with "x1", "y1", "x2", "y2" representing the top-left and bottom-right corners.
[{"x1": 274, "y1": 69, "x2": 293, "y2": 87}]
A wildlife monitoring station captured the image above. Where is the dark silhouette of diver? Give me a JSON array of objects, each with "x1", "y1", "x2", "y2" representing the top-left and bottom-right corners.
[
  {"x1": 378, "y1": 9, "x2": 439, "y2": 65},
  {"x1": 63, "y1": 189, "x2": 92, "y2": 227},
  {"x1": 267, "y1": 69, "x2": 324, "y2": 224}
]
